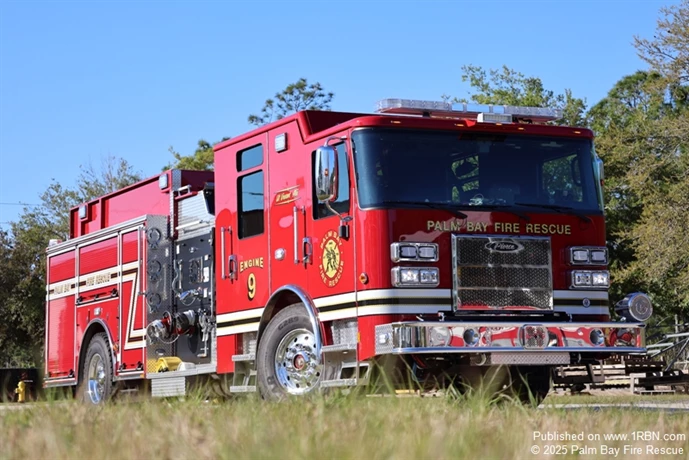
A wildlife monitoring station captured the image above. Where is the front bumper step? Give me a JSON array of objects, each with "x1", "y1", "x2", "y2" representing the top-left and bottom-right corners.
[{"x1": 375, "y1": 321, "x2": 645, "y2": 364}]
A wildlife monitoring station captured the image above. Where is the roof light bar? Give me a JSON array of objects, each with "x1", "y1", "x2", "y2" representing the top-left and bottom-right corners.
[{"x1": 375, "y1": 98, "x2": 563, "y2": 123}]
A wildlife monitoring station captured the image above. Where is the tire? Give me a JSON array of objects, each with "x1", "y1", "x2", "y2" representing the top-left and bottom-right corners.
[
  {"x1": 256, "y1": 304, "x2": 322, "y2": 400},
  {"x1": 77, "y1": 333, "x2": 114, "y2": 404}
]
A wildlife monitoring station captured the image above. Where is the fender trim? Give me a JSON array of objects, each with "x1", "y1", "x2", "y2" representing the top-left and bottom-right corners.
[
  {"x1": 79, "y1": 318, "x2": 118, "y2": 381},
  {"x1": 258, "y1": 284, "x2": 324, "y2": 359}
]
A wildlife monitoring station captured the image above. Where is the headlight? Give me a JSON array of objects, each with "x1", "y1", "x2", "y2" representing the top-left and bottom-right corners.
[
  {"x1": 391, "y1": 267, "x2": 439, "y2": 287},
  {"x1": 391, "y1": 242, "x2": 439, "y2": 262},
  {"x1": 428, "y1": 327, "x2": 451, "y2": 347},
  {"x1": 569, "y1": 246, "x2": 608, "y2": 265},
  {"x1": 615, "y1": 292, "x2": 653, "y2": 322},
  {"x1": 571, "y1": 270, "x2": 609, "y2": 289}
]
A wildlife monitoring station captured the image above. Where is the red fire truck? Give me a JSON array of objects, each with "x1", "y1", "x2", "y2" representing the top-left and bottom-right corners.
[{"x1": 44, "y1": 99, "x2": 652, "y2": 403}]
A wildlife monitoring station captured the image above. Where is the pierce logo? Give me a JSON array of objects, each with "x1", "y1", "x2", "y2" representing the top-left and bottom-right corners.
[{"x1": 484, "y1": 240, "x2": 524, "y2": 253}]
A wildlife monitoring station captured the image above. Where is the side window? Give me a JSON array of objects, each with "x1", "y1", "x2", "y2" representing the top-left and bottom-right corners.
[
  {"x1": 542, "y1": 154, "x2": 583, "y2": 203},
  {"x1": 237, "y1": 144, "x2": 263, "y2": 172},
  {"x1": 313, "y1": 143, "x2": 350, "y2": 219},
  {"x1": 238, "y1": 170, "x2": 264, "y2": 238}
]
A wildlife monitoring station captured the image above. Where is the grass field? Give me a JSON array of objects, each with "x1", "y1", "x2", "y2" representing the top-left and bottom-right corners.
[{"x1": 1, "y1": 392, "x2": 688, "y2": 459}]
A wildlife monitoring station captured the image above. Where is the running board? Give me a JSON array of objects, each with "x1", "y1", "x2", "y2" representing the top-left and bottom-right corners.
[
  {"x1": 230, "y1": 385, "x2": 257, "y2": 393},
  {"x1": 322, "y1": 343, "x2": 357, "y2": 353},
  {"x1": 232, "y1": 353, "x2": 256, "y2": 362},
  {"x1": 320, "y1": 378, "x2": 357, "y2": 388}
]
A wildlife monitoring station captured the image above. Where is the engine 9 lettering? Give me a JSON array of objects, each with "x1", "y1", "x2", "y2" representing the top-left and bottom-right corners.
[{"x1": 247, "y1": 273, "x2": 256, "y2": 300}]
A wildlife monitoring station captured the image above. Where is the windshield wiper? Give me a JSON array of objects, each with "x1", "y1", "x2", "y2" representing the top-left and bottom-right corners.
[
  {"x1": 514, "y1": 202, "x2": 592, "y2": 223},
  {"x1": 382, "y1": 200, "x2": 468, "y2": 219},
  {"x1": 465, "y1": 203, "x2": 530, "y2": 222}
]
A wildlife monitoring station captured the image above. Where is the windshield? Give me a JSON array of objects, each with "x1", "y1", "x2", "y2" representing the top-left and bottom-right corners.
[{"x1": 352, "y1": 128, "x2": 602, "y2": 212}]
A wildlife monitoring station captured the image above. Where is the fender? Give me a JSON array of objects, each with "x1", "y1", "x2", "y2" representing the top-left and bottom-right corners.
[
  {"x1": 257, "y1": 284, "x2": 325, "y2": 359},
  {"x1": 77, "y1": 318, "x2": 118, "y2": 382}
]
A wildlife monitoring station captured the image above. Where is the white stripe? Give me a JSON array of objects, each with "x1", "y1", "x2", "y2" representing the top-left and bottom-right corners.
[
  {"x1": 47, "y1": 261, "x2": 139, "y2": 291},
  {"x1": 47, "y1": 218, "x2": 146, "y2": 255},
  {"x1": 318, "y1": 308, "x2": 358, "y2": 322},
  {"x1": 217, "y1": 307, "x2": 265, "y2": 323},
  {"x1": 553, "y1": 290, "x2": 608, "y2": 300},
  {"x1": 356, "y1": 288, "x2": 451, "y2": 301},
  {"x1": 311, "y1": 288, "x2": 451, "y2": 308},
  {"x1": 313, "y1": 292, "x2": 356, "y2": 308},
  {"x1": 217, "y1": 322, "x2": 260, "y2": 336},
  {"x1": 358, "y1": 304, "x2": 445, "y2": 316}
]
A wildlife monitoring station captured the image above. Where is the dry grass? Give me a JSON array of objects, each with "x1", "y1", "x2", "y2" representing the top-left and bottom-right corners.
[{"x1": 1, "y1": 392, "x2": 688, "y2": 460}]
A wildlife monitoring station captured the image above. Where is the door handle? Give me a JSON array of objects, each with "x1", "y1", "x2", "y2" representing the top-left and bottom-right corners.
[
  {"x1": 302, "y1": 237, "x2": 313, "y2": 266},
  {"x1": 220, "y1": 227, "x2": 232, "y2": 280},
  {"x1": 228, "y1": 255, "x2": 238, "y2": 281}
]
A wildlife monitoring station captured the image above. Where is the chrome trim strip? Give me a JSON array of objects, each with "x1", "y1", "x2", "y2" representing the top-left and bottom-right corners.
[
  {"x1": 43, "y1": 379, "x2": 77, "y2": 388},
  {"x1": 554, "y1": 306, "x2": 608, "y2": 315},
  {"x1": 395, "y1": 321, "x2": 643, "y2": 328},
  {"x1": 259, "y1": 285, "x2": 323, "y2": 360},
  {"x1": 46, "y1": 216, "x2": 149, "y2": 255},
  {"x1": 553, "y1": 290, "x2": 608, "y2": 300},
  {"x1": 388, "y1": 347, "x2": 645, "y2": 354}
]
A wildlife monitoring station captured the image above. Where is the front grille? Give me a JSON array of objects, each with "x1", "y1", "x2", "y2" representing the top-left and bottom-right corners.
[{"x1": 452, "y1": 235, "x2": 552, "y2": 311}]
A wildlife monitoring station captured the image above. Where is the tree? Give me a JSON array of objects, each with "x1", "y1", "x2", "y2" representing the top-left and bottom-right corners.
[
  {"x1": 248, "y1": 78, "x2": 334, "y2": 126},
  {"x1": 166, "y1": 139, "x2": 219, "y2": 171},
  {"x1": 1, "y1": 156, "x2": 142, "y2": 366},
  {"x1": 623, "y1": 0, "x2": 689, "y2": 315},
  {"x1": 448, "y1": 65, "x2": 587, "y2": 126},
  {"x1": 634, "y1": 0, "x2": 689, "y2": 84},
  {"x1": 588, "y1": 1, "x2": 689, "y2": 317}
]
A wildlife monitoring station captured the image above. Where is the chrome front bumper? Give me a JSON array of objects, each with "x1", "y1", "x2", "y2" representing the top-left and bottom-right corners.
[{"x1": 374, "y1": 321, "x2": 645, "y2": 365}]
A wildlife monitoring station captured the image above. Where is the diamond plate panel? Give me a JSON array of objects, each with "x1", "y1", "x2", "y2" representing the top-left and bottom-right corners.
[
  {"x1": 151, "y1": 376, "x2": 186, "y2": 397},
  {"x1": 375, "y1": 324, "x2": 394, "y2": 355},
  {"x1": 490, "y1": 352, "x2": 570, "y2": 365},
  {"x1": 332, "y1": 319, "x2": 358, "y2": 345}
]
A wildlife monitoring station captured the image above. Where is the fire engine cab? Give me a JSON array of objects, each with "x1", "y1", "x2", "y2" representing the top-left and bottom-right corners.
[{"x1": 44, "y1": 98, "x2": 651, "y2": 402}]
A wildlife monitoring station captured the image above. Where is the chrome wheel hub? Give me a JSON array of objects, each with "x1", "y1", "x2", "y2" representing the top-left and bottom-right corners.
[
  {"x1": 274, "y1": 328, "x2": 321, "y2": 395},
  {"x1": 87, "y1": 353, "x2": 106, "y2": 404}
]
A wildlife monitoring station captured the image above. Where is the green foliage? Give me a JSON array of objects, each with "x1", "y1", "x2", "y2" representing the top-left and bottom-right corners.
[
  {"x1": 248, "y1": 78, "x2": 334, "y2": 126},
  {"x1": 1, "y1": 397, "x2": 688, "y2": 458},
  {"x1": 165, "y1": 139, "x2": 228, "y2": 171},
  {"x1": 588, "y1": 1, "x2": 689, "y2": 317},
  {"x1": 0, "y1": 157, "x2": 141, "y2": 367},
  {"x1": 450, "y1": 65, "x2": 587, "y2": 126}
]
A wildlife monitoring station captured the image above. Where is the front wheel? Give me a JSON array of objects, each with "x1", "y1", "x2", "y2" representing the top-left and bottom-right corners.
[
  {"x1": 256, "y1": 304, "x2": 323, "y2": 400},
  {"x1": 78, "y1": 333, "x2": 114, "y2": 404}
]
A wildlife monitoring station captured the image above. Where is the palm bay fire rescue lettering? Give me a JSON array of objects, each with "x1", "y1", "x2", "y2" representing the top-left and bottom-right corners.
[
  {"x1": 240, "y1": 257, "x2": 264, "y2": 273},
  {"x1": 427, "y1": 219, "x2": 571, "y2": 235}
]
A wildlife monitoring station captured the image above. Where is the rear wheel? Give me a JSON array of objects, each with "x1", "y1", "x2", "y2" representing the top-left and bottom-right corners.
[
  {"x1": 256, "y1": 304, "x2": 323, "y2": 400},
  {"x1": 78, "y1": 333, "x2": 114, "y2": 404}
]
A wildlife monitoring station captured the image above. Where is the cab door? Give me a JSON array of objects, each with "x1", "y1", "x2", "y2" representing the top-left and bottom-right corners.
[
  {"x1": 307, "y1": 138, "x2": 356, "y2": 323},
  {"x1": 215, "y1": 136, "x2": 269, "y2": 372},
  {"x1": 268, "y1": 126, "x2": 310, "y2": 294}
]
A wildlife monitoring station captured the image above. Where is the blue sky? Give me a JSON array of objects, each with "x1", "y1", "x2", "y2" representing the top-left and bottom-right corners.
[{"x1": 0, "y1": 0, "x2": 679, "y2": 228}]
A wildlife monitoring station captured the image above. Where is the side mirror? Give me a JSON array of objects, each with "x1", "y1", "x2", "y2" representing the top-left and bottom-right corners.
[
  {"x1": 596, "y1": 157, "x2": 604, "y2": 182},
  {"x1": 315, "y1": 145, "x2": 338, "y2": 203},
  {"x1": 569, "y1": 157, "x2": 582, "y2": 186}
]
